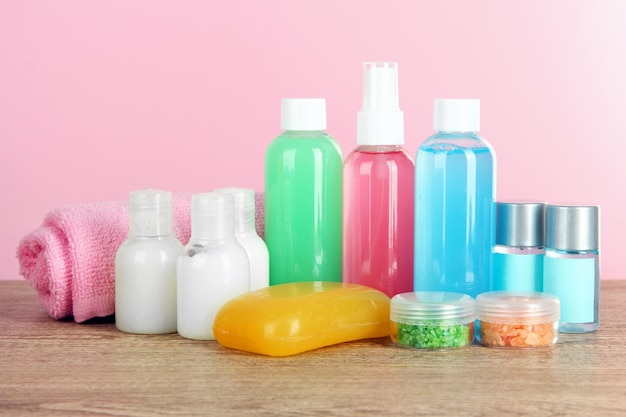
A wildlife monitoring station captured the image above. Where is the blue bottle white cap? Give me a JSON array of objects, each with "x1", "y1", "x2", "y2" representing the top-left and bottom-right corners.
[
  {"x1": 280, "y1": 98, "x2": 327, "y2": 131},
  {"x1": 433, "y1": 99, "x2": 480, "y2": 132}
]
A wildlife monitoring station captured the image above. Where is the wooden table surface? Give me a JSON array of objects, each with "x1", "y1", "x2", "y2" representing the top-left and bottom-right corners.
[{"x1": 1, "y1": 280, "x2": 625, "y2": 416}]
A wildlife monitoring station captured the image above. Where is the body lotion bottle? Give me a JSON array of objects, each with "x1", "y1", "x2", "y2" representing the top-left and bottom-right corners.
[
  {"x1": 343, "y1": 62, "x2": 414, "y2": 297},
  {"x1": 215, "y1": 187, "x2": 269, "y2": 291},
  {"x1": 177, "y1": 192, "x2": 250, "y2": 340},
  {"x1": 492, "y1": 201, "x2": 546, "y2": 292},
  {"x1": 115, "y1": 189, "x2": 182, "y2": 334},
  {"x1": 543, "y1": 204, "x2": 600, "y2": 333}
]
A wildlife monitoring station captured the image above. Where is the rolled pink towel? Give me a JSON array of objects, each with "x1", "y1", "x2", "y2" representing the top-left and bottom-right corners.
[{"x1": 17, "y1": 192, "x2": 264, "y2": 322}]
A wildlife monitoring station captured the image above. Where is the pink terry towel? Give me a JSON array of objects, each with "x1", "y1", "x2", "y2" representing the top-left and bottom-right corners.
[{"x1": 17, "y1": 192, "x2": 265, "y2": 323}]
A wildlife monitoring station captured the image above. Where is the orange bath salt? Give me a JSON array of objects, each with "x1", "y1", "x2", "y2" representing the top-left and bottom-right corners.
[
  {"x1": 475, "y1": 291, "x2": 560, "y2": 349},
  {"x1": 479, "y1": 321, "x2": 556, "y2": 348}
]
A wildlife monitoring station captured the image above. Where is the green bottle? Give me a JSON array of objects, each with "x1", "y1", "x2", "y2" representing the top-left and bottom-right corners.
[{"x1": 264, "y1": 98, "x2": 343, "y2": 285}]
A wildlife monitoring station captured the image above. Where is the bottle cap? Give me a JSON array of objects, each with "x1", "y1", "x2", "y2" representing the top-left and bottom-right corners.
[
  {"x1": 128, "y1": 189, "x2": 173, "y2": 237},
  {"x1": 433, "y1": 98, "x2": 480, "y2": 132},
  {"x1": 496, "y1": 201, "x2": 547, "y2": 247},
  {"x1": 191, "y1": 192, "x2": 235, "y2": 240},
  {"x1": 280, "y1": 98, "x2": 326, "y2": 131},
  {"x1": 390, "y1": 291, "x2": 475, "y2": 324},
  {"x1": 545, "y1": 204, "x2": 600, "y2": 251},
  {"x1": 357, "y1": 62, "x2": 404, "y2": 145},
  {"x1": 475, "y1": 291, "x2": 560, "y2": 324},
  {"x1": 214, "y1": 187, "x2": 256, "y2": 234}
]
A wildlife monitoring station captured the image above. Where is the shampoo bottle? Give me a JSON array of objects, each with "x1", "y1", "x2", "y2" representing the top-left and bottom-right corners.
[
  {"x1": 414, "y1": 99, "x2": 496, "y2": 298},
  {"x1": 215, "y1": 187, "x2": 269, "y2": 291},
  {"x1": 177, "y1": 192, "x2": 250, "y2": 340},
  {"x1": 543, "y1": 204, "x2": 600, "y2": 333},
  {"x1": 264, "y1": 98, "x2": 343, "y2": 285},
  {"x1": 115, "y1": 189, "x2": 182, "y2": 334},
  {"x1": 343, "y1": 62, "x2": 414, "y2": 297},
  {"x1": 492, "y1": 201, "x2": 546, "y2": 292}
]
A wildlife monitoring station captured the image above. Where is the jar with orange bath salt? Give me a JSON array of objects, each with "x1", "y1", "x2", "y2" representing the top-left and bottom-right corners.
[{"x1": 475, "y1": 291, "x2": 560, "y2": 348}]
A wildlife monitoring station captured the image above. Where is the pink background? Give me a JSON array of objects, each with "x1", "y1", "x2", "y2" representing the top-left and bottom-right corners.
[{"x1": 1, "y1": 1, "x2": 624, "y2": 280}]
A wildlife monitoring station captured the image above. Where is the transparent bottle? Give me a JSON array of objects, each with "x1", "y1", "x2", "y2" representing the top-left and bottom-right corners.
[
  {"x1": 343, "y1": 62, "x2": 414, "y2": 297},
  {"x1": 177, "y1": 192, "x2": 250, "y2": 340},
  {"x1": 414, "y1": 99, "x2": 496, "y2": 298},
  {"x1": 264, "y1": 98, "x2": 343, "y2": 285},
  {"x1": 492, "y1": 201, "x2": 546, "y2": 292},
  {"x1": 543, "y1": 204, "x2": 600, "y2": 333},
  {"x1": 214, "y1": 187, "x2": 269, "y2": 291},
  {"x1": 115, "y1": 189, "x2": 183, "y2": 334}
]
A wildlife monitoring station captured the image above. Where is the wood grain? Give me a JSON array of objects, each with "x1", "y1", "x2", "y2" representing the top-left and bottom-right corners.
[{"x1": 1, "y1": 280, "x2": 625, "y2": 416}]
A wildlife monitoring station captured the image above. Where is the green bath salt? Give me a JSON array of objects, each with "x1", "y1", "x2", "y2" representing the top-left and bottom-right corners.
[
  {"x1": 390, "y1": 292, "x2": 476, "y2": 350},
  {"x1": 394, "y1": 322, "x2": 473, "y2": 349}
]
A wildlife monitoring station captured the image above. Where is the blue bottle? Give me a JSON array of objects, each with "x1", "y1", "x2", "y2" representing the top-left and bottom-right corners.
[
  {"x1": 543, "y1": 204, "x2": 600, "y2": 333},
  {"x1": 414, "y1": 99, "x2": 496, "y2": 298},
  {"x1": 492, "y1": 201, "x2": 546, "y2": 292}
]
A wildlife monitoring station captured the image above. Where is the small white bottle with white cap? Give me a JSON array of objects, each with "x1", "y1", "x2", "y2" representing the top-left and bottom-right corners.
[
  {"x1": 214, "y1": 187, "x2": 269, "y2": 291},
  {"x1": 115, "y1": 189, "x2": 183, "y2": 334},
  {"x1": 414, "y1": 99, "x2": 497, "y2": 298},
  {"x1": 264, "y1": 98, "x2": 343, "y2": 285},
  {"x1": 176, "y1": 192, "x2": 250, "y2": 340}
]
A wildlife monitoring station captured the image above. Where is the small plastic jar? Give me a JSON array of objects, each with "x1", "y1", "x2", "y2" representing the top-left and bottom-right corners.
[
  {"x1": 390, "y1": 292, "x2": 475, "y2": 349},
  {"x1": 475, "y1": 291, "x2": 560, "y2": 348}
]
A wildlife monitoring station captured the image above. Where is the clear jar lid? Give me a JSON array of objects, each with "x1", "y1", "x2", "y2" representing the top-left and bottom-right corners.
[
  {"x1": 390, "y1": 292, "x2": 475, "y2": 325},
  {"x1": 475, "y1": 291, "x2": 560, "y2": 324}
]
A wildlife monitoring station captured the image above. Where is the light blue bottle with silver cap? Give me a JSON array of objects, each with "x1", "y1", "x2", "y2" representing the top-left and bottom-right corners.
[
  {"x1": 492, "y1": 201, "x2": 546, "y2": 292},
  {"x1": 543, "y1": 204, "x2": 600, "y2": 333}
]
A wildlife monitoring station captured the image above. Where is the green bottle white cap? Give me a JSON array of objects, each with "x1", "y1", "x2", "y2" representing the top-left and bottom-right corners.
[{"x1": 280, "y1": 98, "x2": 326, "y2": 131}]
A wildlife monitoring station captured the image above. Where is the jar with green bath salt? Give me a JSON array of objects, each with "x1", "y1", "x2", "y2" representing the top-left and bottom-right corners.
[{"x1": 390, "y1": 292, "x2": 475, "y2": 349}]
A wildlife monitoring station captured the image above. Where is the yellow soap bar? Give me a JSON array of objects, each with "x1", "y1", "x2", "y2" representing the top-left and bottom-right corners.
[{"x1": 213, "y1": 281, "x2": 390, "y2": 357}]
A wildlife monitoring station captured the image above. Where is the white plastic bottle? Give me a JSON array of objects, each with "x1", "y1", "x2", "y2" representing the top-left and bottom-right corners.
[
  {"x1": 215, "y1": 187, "x2": 269, "y2": 291},
  {"x1": 115, "y1": 189, "x2": 183, "y2": 334},
  {"x1": 177, "y1": 192, "x2": 250, "y2": 340}
]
